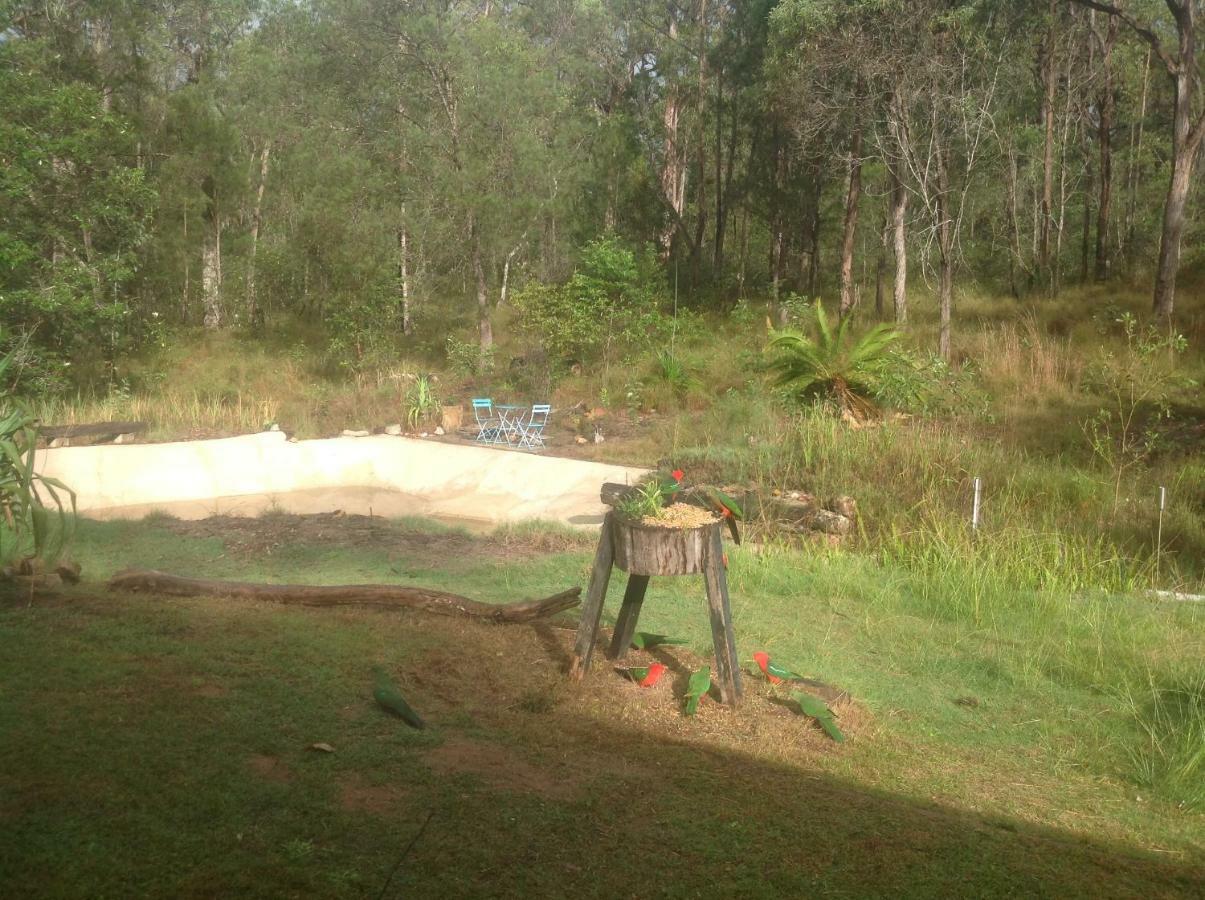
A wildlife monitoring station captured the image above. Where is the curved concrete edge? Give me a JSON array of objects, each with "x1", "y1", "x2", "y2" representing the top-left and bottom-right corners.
[{"x1": 35, "y1": 431, "x2": 648, "y2": 526}]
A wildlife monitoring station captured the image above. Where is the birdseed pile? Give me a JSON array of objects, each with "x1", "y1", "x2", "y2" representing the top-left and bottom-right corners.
[{"x1": 642, "y1": 503, "x2": 718, "y2": 528}]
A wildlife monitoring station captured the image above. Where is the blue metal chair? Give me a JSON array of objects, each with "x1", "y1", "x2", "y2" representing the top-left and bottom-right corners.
[
  {"x1": 518, "y1": 404, "x2": 551, "y2": 450},
  {"x1": 472, "y1": 398, "x2": 500, "y2": 444}
]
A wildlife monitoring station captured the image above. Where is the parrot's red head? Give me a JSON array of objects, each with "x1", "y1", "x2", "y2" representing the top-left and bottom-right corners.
[{"x1": 753, "y1": 652, "x2": 770, "y2": 671}]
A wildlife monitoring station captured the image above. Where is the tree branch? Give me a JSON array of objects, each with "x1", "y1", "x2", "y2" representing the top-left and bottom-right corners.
[{"x1": 1065, "y1": 0, "x2": 1178, "y2": 74}]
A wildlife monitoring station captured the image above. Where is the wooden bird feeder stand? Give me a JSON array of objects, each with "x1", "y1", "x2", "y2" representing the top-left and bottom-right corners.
[{"x1": 568, "y1": 506, "x2": 742, "y2": 705}]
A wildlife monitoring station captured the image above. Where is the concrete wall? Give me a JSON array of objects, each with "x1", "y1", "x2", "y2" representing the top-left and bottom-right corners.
[{"x1": 35, "y1": 432, "x2": 646, "y2": 525}]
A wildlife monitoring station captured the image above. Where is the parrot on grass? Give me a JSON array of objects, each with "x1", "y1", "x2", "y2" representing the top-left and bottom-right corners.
[
  {"x1": 618, "y1": 662, "x2": 668, "y2": 687},
  {"x1": 372, "y1": 668, "x2": 425, "y2": 729},
  {"x1": 790, "y1": 690, "x2": 845, "y2": 743},
  {"x1": 631, "y1": 632, "x2": 688, "y2": 651},
  {"x1": 683, "y1": 666, "x2": 711, "y2": 716},
  {"x1": 752, "y1": 651, "x2": 803, "y2": 685}
]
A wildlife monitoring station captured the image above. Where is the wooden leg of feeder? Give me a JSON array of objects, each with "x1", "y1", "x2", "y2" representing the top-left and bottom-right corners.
[
  {"x1": 607, "y1": 574, "x2": 650, "y2": 661},
  {"x1": 568, "y1": 516, "x2": 615, "y2": 679},
  {"x1": 703, "y1": 526, "x2": 742, "y2": 704}
]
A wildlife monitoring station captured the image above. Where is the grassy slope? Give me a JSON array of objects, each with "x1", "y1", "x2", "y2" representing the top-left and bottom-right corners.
[{"x1": 2, "y1": 515, "x2": 1201, "y2": 898}]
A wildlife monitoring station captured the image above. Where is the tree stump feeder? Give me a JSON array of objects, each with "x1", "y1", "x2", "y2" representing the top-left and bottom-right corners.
[{"x1": 568, "y1": 510, "x2": 742, "y2": 705}]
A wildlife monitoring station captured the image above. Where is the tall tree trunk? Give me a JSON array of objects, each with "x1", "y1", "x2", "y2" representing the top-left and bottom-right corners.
[
  {"x1": 1039, "y1": 1, "x2": 1058, "y2": 286},
  {"x1": 807, "y1": 164, "x2": 822, "y2": 297},
  {"x1": 1005, "y1": 141, "x2": 1023, "y2": 298},
  {"x1": 247, "y1": 143, "x2": 270, "y2": 330},
  {"x1": 398, "y1": 215, "x2": 412, "y2": 336},
  {"x1": 471, "y1": 216, "x2": 492, "y2": 350},
  {"x1": 1154, "y1": 66, "x2": 1204, "y2": 320},
  {"x1": 874, "y1": 216, "x2": 887, "y2": 320},
  {"x1": 838, "y1": 110, "x2": 863, "y2": 320},
  {"x1": 890, "y1": 154, "x2": 908, "y2": 322},
  {"x1": 935, "y1": 137, "x2": 953, "y2": 361},
  {"x1": 201, "y1": 176, "x2": 222, "y2": 330},
  {"x1": 658, "y1": 19, "x2": 687, "y2": 259},
  {"x1": 1093, "y1": 14, "x2": 1118, "y2": 280},
  {"x1": 1124, "y1": 49, "x2": 1150, "y2": 260}
]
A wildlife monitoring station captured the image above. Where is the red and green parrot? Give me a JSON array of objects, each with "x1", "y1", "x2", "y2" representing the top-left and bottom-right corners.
[
  {"x1": 753, "y1": 651, "x2": 803, "y2": 685},
  {"x1": 618, "y1": 662, "x2": 668, "y2": 687},
  {"x1": 683, "y1": 666, "x2": 711, "y2": 716},
  {"x1": 631, "y1": 632, "x2": 688, "y2": 651}
]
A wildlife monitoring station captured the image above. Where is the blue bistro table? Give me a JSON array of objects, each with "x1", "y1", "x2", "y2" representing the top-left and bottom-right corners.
[{"x1": 494, "y1": 405, "x2": 529, "y2": 445}]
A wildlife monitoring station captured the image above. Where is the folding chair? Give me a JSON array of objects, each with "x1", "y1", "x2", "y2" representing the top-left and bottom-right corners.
[
  {"x1": 472, "y1": 398, "x2": 501, "y2": 444},
  {"x1": 518, "y1": 404, "x2": 551, "y2": 450}
]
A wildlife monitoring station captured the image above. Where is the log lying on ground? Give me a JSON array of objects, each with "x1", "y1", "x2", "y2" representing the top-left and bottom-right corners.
[{"x1": 108, "y1": 568, "x2": 581, "y2": 623}]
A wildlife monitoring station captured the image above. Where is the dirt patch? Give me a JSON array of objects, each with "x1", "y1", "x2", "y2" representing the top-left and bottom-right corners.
[
  {"x1": 193, "y1": 683, "x2": 228, "y2": 699},
  {"x1": 424, "y1": 736, "x2": 576, "y2": 800},
  {"x1": 337, "y1": 774, "x2": 411, "y2": 816},
  {"x1": 248, "y1": 754, "x2": 294, "y2": 784},
  {"x1": 158, "y1": 512, "x2": 584, "y2": 565}
]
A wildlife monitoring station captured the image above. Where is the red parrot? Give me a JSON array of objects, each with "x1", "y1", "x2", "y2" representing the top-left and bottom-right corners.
[{"x1": 619, "y1": 663, "x2": 668, "y2": 687}]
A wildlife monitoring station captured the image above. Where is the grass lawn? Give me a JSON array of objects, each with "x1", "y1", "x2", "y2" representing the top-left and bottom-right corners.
[{"x1": 2, "y1": 513, "x2": 1202, "y2": 898}]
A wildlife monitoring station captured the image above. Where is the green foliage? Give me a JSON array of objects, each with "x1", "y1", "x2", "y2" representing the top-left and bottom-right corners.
[
  {"x1": 654, "y1": 350, "x2": 697, "y2": 398},
  {"x1": 766, "y1": 302, "x2": 901, "y2": 419},
  {"x1": 404, "y1": 374, "x2": 440, "y2": 429},
  {"x1": 615, "y1": 480, "x2": 668, "y2": 522},
  {"x1": 510, "y1": 237, "x2": 665, "y2": 372},
  {"x1": 0, "y1": 39, "x2": 154, "y2": 385},
  {"x1": 446, "y1": 336, "x2": 495, "y2": 378},
  {"x1": 1082, "y1": 313, "x2": 1193, "y2": 511},
  {"x1": 0, "y1": 347, "x2": 75, "y2": 568}
]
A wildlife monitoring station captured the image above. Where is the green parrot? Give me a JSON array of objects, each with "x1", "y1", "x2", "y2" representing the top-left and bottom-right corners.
[
  {"x1": 631, "y1": 632, "x2": 689, "y2": 650},
  {"x1": 372, "y1": 668, "x2": 425, "y2": 729},
  {"x1": 683, "y1": 666, "x2": 711, "y2": 716},
  {"x1": 790, "y1": 690, "x2": 845, "y2": 742}
]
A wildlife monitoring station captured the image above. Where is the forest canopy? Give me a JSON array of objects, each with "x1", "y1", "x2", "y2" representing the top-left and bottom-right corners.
[{"x1": 2, "y1": 0, "x2": 1203, "y2": 387}]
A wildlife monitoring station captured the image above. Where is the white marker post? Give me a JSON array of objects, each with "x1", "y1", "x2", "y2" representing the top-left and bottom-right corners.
[
  {"x1": 971, "y1": 477, "x2": 982, "y2": 531},
  {"x1": 1156, "y1": 486, "x2": 1166, "y2": 581}
]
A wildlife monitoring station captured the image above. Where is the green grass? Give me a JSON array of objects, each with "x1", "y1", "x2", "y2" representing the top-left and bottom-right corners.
[{"x1": 1, "y1": 514, "x2": 1201, "y2": 897}]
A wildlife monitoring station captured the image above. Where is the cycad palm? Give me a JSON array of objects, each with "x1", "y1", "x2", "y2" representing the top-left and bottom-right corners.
[{"x1": 766, "y1": 301, "x2": 900, "y2": 421}]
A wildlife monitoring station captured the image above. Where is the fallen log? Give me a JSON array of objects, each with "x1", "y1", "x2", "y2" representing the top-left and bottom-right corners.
[{"x1": 107, "y1": 568, "x2": 581, "y2": 623}]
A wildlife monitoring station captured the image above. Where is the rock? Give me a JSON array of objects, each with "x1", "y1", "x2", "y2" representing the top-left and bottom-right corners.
[
  {"x1": 268, "y1": 423, "x2": 281, "y2": 432},
  {"x1": 803, "y1": 509, "x2": 852, "y2": 535},
  {"x1": 768, "y1": 496, "x2": 820, "y2": 523},
  {"x1": 307, "y1": 742, "x2": 335, "y2": 753},
  {"x1": 828, "y1": 495, "x2": 858, "y2": 520},
  {"x1": 419, "y1": 432, "x2": 429, "y2": 438},
  {"x1": 434, "y1": 425, "x2": 445, "y2": 436},
  {"x1": 113, "y1": 433, "x2": 135, "y2": 444},
  {"x1": 48, "y1": 437, "x2": 70, "y2": 449},
  {"x1": 384, "y1": 423, "x2": 403, "y2": 436},
  {"x1": 340, "y1": 429, "x2": 371, "y2": 438},
  {"x1": 55, "y1": 561, "x2": 82, "y2": 584},
  {"x1": 575, "y1": 435, "x2": 588, "y2": 445}
]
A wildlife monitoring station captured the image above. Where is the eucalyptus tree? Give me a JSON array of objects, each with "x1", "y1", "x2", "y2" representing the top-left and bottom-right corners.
[{"x1": 1068, "y1": 0, "x2": 1205, "y2": 319}]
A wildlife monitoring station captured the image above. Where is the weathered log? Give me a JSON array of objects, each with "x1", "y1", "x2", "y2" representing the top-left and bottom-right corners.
[
  {"x1": 107, "y1": 568, "x2": 580, "y2": 623},
  {"x1": 39, "y1": 421, "x2": 147, "y2": 441},
  {"x1": 611, "y1": 518, "x2": 713, "y2": 576}
]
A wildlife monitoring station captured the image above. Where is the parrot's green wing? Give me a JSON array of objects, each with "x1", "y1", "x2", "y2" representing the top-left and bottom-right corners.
[
  {"x1": 683, "y1": 666, "x2": 711, "y2": 716},
  {"x1": 790, "y1": 690, "x2": 844, "y2": 742},
  {"x1": 631, "y1": 632, "x2": 689, "y2": 650},
  {"x1": 373, "y1": 669, "x2": 425, "y2": 729},
  {"x1": 767, "y1": 659, "x2": 803, "y2": 681},
  {"x1": 621, "y1": 666, "x2": 651, "y2": 683}
]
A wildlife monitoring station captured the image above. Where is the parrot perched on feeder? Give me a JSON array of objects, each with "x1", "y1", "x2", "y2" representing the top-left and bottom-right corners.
[
  {"x1": 372, "y1": 668, "x2": 425, "y2": 729},
  {"x1": 618, "y1": 662, "x2": 668, "y2": 687},
  {"x1": 683, "y1": 666, "x2": 711, "y2": 716},
  {"x1": 698, "y1": 486, "x2": 743, "y2": 545},
  {"x1": 631, "y1": 632, "x2": 688, "y2": 651},
  {"x1": 753, "y1": 651, "x2": 803, "y2": 685},
  {"x1": 790, "y1": 690, "x2": 845, "y2": 743}
]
